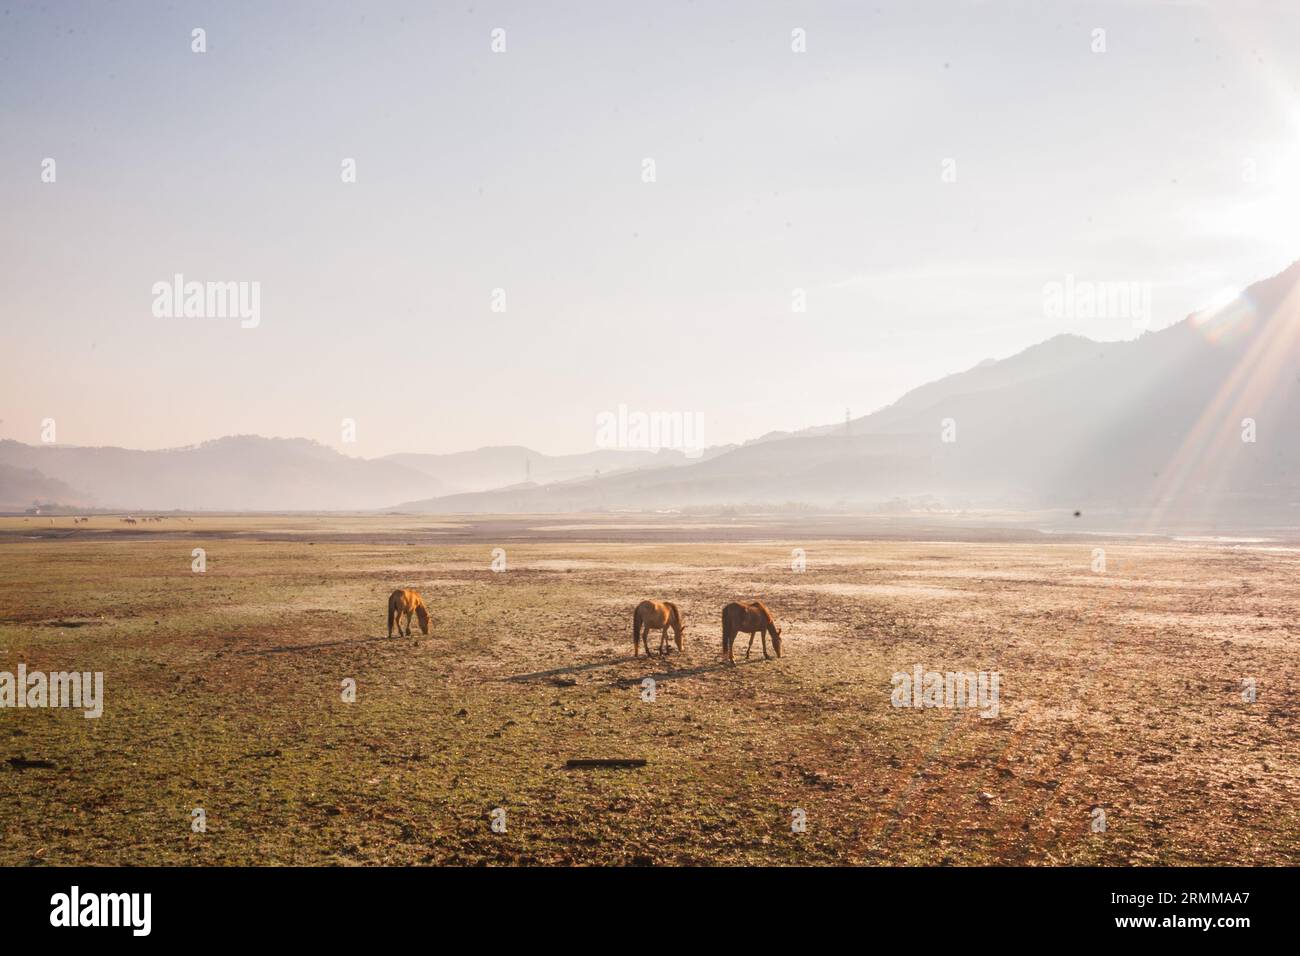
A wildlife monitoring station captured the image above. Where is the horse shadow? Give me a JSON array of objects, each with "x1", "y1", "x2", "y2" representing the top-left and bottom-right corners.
[
  {"x1": 615, "y1": 657, "x2": 764, "y2": 685},
  {"x1": 504, "y1": 652, "x2": 763, "y2": 686},
  {"x1": 504, "y1": 657, "x2": 639, "y2": 683}
]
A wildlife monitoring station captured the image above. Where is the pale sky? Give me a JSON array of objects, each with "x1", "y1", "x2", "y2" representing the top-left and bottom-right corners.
[{"x1": 3, "y1": 0, "x2": 1299, "y2": 457}]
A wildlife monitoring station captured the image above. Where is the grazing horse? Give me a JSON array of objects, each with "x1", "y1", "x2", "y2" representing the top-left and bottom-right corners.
[
  {"x1": 387, "y1": 588, "x2": 430, "y2": 638},
  {"x1": 721, "y1": 601, "x2": 782, "y2": 663},
  {"x1": 633, "y1": 600, "x2": 685, "y2": 656}
]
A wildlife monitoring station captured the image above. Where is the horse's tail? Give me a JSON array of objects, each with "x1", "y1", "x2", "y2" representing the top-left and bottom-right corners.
[
  {"x1": 632, "y1": 605, "x2": 641, "y2": 646},
  {"x1": 387, "y1": 593, "x2": 397, "y2": 634}
]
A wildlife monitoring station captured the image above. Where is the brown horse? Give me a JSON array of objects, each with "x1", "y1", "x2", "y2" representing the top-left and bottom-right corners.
[
  {"x1": 387, "y1": 588, "x2": 430, "y2": 638},
  {"x1": 721, "y1": 601, "x2": 782, "y2": 663},
  {"x1": 633, "y1": 600, "x2": 685, "y2": 656}
]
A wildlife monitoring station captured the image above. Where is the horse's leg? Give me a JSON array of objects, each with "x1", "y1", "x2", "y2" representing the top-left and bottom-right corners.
[
  {"x1": 660, "y1": 626, "x2": 668, "y2": 656},
  {"x1": 746, "y1": 631, "x2": 756, "y2": 660},
  {"x1": 404, "y1": 611, "x2": 412, "y2": 637}
]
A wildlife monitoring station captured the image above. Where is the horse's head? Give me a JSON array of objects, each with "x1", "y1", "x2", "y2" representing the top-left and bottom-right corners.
[
  {"x1": 670, "y1": 606, "x2": 686, "y2": 642},
  {"x1": 415, "y1": 604, "x2": 430, "y2": 635},
  {"x1": 770, "y1": 623, "x2": 782, "y2": 657}
]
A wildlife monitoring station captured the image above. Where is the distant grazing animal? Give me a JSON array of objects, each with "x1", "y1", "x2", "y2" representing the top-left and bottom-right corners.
[
  {"x1": 633, "y1": 600, "x2": 685, "y2": 656},
  {"x1": 387, "y1": 588, "x2": 430, "y2": 638},
  {"x1": 721, "y1": 601, "x2": 782, "y2": 663}
]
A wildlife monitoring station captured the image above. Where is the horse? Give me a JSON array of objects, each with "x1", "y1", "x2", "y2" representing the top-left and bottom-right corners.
[
  {"x1": 387, "y1": 588, "x2": 430, "y2": 638},
  {"x1": 632, "y1": 600, "x2": 685, "y2": 656},
  {"x1": 721, "y1": 601, "x2": 782, "y2": 663}
]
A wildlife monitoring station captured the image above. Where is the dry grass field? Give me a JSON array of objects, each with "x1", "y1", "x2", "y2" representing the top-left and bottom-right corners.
[{"x1": 0, "y1": 514, "x2": 1296, "y2": 866}]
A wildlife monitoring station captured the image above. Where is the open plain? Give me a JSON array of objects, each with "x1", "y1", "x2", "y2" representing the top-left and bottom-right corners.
[{"x1": 0, "y1": 514, "x2": 1296, "y2": 865}]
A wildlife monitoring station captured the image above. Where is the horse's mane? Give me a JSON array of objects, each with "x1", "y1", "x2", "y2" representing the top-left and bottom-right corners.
[{"x1": 665, "y1": 601, "x2": 681, "y2": 626}]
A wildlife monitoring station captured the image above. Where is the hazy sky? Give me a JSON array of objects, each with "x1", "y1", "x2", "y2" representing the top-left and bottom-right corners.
[{"x1": 3, "y1": 0, "x2": 1299, "y2": 457}]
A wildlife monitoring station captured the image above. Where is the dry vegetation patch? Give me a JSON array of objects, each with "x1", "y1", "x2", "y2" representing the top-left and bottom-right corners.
[{"x1": 0, "y1": 520, "x2": 1295, "y2": 865}]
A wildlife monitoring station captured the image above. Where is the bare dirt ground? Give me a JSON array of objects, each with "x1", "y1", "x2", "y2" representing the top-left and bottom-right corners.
[{"x1": 0, "y1": 514, "x2": 1296, "y2": 865}]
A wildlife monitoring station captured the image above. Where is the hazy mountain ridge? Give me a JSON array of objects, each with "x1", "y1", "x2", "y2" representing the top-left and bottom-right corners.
[
  {"x1": 0, "y1": 463, "x2": 90, "y2": 511},
  {"x1": 0, "y1": 435, "x2": 713, "y2": 512},
  {"x1": 8, "y1": 260, "x2": 1299, "y2": 522},
  {"x1": 758, "y1": 333, "x2": 1102, "y2": 443},
  {"x1": 398, "y1": 260, "x2": 1300, "y2": 522},
  {"x1": 0, "y1": 436, "x2": 438, "y2": 511},
  {"x1": 380, "y1": 446, "x2": 724, "y2": 495}
]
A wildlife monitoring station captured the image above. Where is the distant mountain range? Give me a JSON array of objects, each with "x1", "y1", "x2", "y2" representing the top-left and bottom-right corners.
[
  {"x1": 6, "y1": 259, "x2": 1299, "y2": 524},
  {"x1": 0, "y1": 463, "x2": 88, "y2": 511},
  {"x1": 397, "y1": 260, "x2": 1300, "y2": 526},
  {"x1": 379, "y1": 446, "x2": 725, "y2": 496},
  {"x1": 0, "y1": 437, "x2": 714, "y2": 512}
]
